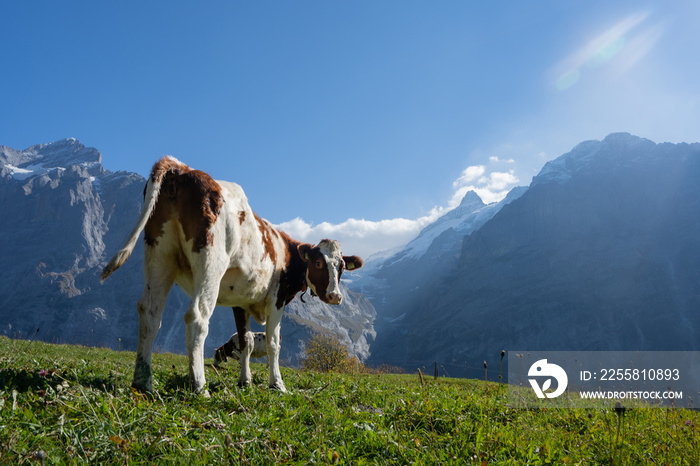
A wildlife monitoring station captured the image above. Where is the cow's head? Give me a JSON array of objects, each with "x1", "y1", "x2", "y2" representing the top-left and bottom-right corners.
[{"x1": 298, "y1": 239, "x2": 363, "y2": 305}]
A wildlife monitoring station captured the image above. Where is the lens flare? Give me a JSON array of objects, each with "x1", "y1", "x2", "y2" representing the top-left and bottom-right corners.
[
  {"x1": 553, "y1": 11, "x2": 655, "y2": 91},
  {"x1": 556, "y1": 69, "x2": 580, "y2": 90}
]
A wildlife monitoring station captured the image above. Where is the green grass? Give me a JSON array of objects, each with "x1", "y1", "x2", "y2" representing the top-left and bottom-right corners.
[{"x1": 1, "y1": 336, "x2": 698, "y2": 465}]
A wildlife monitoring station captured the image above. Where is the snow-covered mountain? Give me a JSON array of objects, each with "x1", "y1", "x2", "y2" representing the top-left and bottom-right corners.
[
  {"x1": 1, "y1": 138, "x2": 102, "y2": 175},
  {"x1": 0, "y1": 139, "x2": 376, "y2": 364},
  {"x1": 398, "y1": 188, "x2": 527, "y2": 261},
  {"x1": 352, "y1": 180, "x2": 527, "y2": 325},
  {"x1": 367, "y1": 133, "x2": 700, "y2": 373}
]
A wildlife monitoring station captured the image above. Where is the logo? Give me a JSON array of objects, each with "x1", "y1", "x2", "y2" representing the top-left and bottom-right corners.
[{"x1": 528, "y1": 359, "x2": 568, "y2": 399}]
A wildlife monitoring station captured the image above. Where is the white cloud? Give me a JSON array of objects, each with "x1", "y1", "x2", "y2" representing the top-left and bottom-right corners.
[
  {"x1": 276, "y1": 161, "x2": 522, "y2": 260},
  {"x1": 489, "y1": 156, "x2": 515, "y2": 164},
  {"x1": 275, "y1": 210, "x2": 444, "y2": 260},
  {"x1": 451, "y1": 164, "x2": 520, "y2": 206},
  {"x1": 453, "y1": 165, "x2": 486, "y2": 187},
  {"x1": 484, "y1": 170, "x2": 519, "y2": 191}
]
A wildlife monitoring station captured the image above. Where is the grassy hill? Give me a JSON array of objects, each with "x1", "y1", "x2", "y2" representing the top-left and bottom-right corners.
[{"x1": 1, "y1": 336, "x2": 698, "y2": 465}]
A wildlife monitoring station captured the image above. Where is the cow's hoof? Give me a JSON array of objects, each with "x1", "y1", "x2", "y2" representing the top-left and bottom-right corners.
[
  {"x1": 130, "y1": 383, "x2": 155, "y2": 400},
  {"x1": 131, "y1": 381, "x2": 152, "y2": 394},
  {"x1": 238, "y1": 380, "x2": 251, "y2": 389},
  {"x1": 190, "y1": 382, "x2": 210, "y2": 397},
  {"x1": 269, "y1": 382, "x2": 287, "y2": 393}
]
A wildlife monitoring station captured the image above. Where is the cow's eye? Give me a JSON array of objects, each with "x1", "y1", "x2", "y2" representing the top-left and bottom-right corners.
[{"x1": 315, "y1": 260, "x2": 323, "y2": 269}]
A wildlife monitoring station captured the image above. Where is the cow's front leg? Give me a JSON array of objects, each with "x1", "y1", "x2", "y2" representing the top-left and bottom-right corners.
[
  {"x1": 265, "y1": 306, "x2": 286, "y2": 392},
  {"x1": 233, "y1": 307, "x2": 253, "y2": 388}
]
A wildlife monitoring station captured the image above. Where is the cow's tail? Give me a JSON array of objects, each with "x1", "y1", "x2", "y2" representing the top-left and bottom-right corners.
[{"x1": 101, "y1": 156, "x2": 181, "y2": 282}]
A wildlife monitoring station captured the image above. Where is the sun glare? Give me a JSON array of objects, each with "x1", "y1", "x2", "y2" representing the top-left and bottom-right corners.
[{"x1": 554, "y1": 11, "x2": 657, "y2": 91}]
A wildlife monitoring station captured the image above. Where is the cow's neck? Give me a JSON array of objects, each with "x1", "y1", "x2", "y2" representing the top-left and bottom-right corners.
[{"x1": 274, "y1": 234, "x2": 309, "y2": 309}]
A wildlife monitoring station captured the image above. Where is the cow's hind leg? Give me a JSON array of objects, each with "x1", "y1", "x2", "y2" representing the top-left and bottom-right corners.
[
  {"x1": 184, "y1": 263, "x2": 226, "y2": 394},
  {"x1": 184, "y1": 296, "x2": 216, "y2": 394},
  {"x1": 133, "y1": 261, "x2": 174, "y2": 393},
  {"x1": 233, "y1": 307, "x2": 254, "y2": 388},
  {"x1": 265, "y1": 306, "x2": 286, "y2": 392}
]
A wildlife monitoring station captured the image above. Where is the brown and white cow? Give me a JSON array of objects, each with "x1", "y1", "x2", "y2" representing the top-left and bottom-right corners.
[{"x1": 101, "y1": 156, "x2": 362, "y2": 393}]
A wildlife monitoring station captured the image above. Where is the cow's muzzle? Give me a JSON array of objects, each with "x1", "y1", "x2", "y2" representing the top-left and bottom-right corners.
[{"x1": 326, "y1": 291, "x2": 342, "y2": 305}]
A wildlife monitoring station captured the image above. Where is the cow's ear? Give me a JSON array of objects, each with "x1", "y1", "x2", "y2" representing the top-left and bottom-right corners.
[
  {"x1": 343, "y1": 255, "x2": 363, "y2": 271},
  {"x1": 298, "y1": 243, "x2": 313, "y2": 262}
]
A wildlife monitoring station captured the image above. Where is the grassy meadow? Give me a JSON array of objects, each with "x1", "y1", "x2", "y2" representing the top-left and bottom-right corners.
[{"x1": 0, "y1": 336, "x2": 698, "y2": 465}]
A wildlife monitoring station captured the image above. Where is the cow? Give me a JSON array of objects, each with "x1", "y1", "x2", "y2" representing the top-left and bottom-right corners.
[
  {"x1": 101, "y1": 156, "x2": 363, "y2": 394},
  {"x1": 213, "y1": 332, "x2": 268, "y2": 367}
]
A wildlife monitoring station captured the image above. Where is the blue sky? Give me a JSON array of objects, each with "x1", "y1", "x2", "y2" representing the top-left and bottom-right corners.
[{"x1": 2, "y1": 1, "x2": 699, "y2": 258}]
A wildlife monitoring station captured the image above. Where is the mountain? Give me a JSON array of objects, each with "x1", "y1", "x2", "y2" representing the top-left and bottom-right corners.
[
  {"x1": 354, "y1": 187, "x2": 528, "y2": 305},
  {"x1": 0, "y1": 139, "x2": 376, "y2": 365},
  {"x1": 367, "y1": 133, "x2": 700, "y2": 374},
  {"x1": 353, "y1": 181, "x2": 527, "y2": 368}
]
